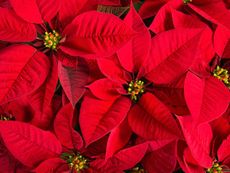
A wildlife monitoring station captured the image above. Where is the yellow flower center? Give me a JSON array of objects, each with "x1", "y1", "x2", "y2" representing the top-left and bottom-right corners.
[
  {"x1": 0, "y1": 114, "x2": 15, "y2": 121},
  {"x1": 206, "y1": 162, "x2": 223, "y2": 173},
  {"x1": 61, "y1": 152, "x2": 88, "y2": 172},
  {"x1": 43, "y1": 30, "x2": 61, "y2": 50},
  {"x1": 130, "y1": 166, "x2": 146, "y2": 173},
  {"x1": 127, "y1": 80, "x2": 145, "y2": 102},
  {"x1": 183, "y1": 0, "x2": 192, "y2": 4},
  {"x1": 213, "y1": 66, "x2": 230, "y2": 88}
]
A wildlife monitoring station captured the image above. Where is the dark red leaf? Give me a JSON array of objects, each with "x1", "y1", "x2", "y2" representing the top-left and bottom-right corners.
[
  {"x1": 0, "y1": 8, "x2": 36, "y2": 42},
  {"x1": 58, "y1": 58, "x2": 89, "y2": 106},
  {"x1": 54, "y1": 103, "x2": 83, "y2": 150},
  {"x1": 0, "y1": 121, "x2": 62, "y2": 167},
  {"x1": 0, "y1": 45, "x2": 50, "y2": 104},
  {"x1": 184, "y1": 72, "x2": 230, "y2": 124},
  {"x1": 80, "y1": 95, "x2": 131, "y2": 146},
  {"x1": 60, "y1": 11, "x2": 135, "y2": 57},
  {"x1": 128, "y1": 92, "x2": 181, "y2": 140}
]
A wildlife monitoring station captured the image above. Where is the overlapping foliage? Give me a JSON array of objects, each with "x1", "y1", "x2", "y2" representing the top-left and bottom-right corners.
[{"x1": 0, "y1": 0, "x2": 229, "y2": 172}]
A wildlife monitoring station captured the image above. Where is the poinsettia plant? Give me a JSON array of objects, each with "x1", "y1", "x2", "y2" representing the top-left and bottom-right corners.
[{"x1": 0, "y1": 0, "x2": 229, "y2": 172}]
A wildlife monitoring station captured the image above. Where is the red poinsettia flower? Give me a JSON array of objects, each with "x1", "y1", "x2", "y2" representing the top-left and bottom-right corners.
[
  {"x1": 177, "y1": 110, "x2": 230, "y2": 173},
  {"x1": 79, "y1": 4, "x2": 207, "y2": 154},
  {"x1": 0, "y1": 0, "x2": 135, "y2": 118},
  {"x1": 129, "y1": 139, "x2": 178, "y2": 173},
  {"x1": 34, "y1": 103, "x2": 149, "y2": 173},
  {"x1": 184, "y1": 55, "x2": 230, "y2": 126},
  {"x1": 0, "y1": 120, "x2": 62, "y2": 171},
  {"x1": 0, "y1": 100, "x2": 34, "y2": 172}
]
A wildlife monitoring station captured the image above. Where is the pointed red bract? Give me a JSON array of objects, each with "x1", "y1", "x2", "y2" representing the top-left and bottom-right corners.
[
  {"x1": 145, "y1": 28, "x2": 205, "y2": 84},
  {"x1": 10, "y1": 0, "x2": 61, "y2": 23},
  {"x1": 218, "y1": 135, "x2": 230, "y2": 162},
  {"x1": 28, "y1": 56, "x2": 58, "y2": 129},
  {"x1": 97, "y1": 55, "x2": 131, "y2": 83},
  {"x1": 60, "y1": 11, "x2": 135, "y2": 57},
  {"x1": 117, "y1": 3, "x2": 151, "y2": 73},
  {"x1": 59, "y1": 0, "x2": 88, "y2": 26},
  {"x1": 128, "y1": 92, "x2": 181, "y2": 140},
  {"x1": 92, "y1": 143, "x2": 148, "y2": 171},
  {"x1": 149, "y1": 0, "x2": 182, "y2": 33},
  {"x1": 80, "y1": 95, "x2": 131, "y2": 146},
  {"x1": 214, "y1": 26, "x2": 230, "y2": 57},
  {"x1": 105, "y1": 118, "x2": 132, "y2": 159},
  {"x1": 35, "y1": 158, "x2": 68, "y2": 173},
  {"x1": 172, "y1": 10, "x2": 205, "y2": 28},
  {"x1": 87, "y1": 78, "x2": 121, "y2": 100},
  {"x1": 0, "y1": 8, "x2": 36, "y2": 42},
  {"x1": 189, "y1": 1, "x2": 230, "y2": 30},
  {"x1": 58, "y1": 59, "x2": 90, "y2": 106},
  {"x1": 0, "y1": 45, "x2": 50, "y2": 104},
  {"x1": 139, "y1": 0, "x2": 168, "y2": 19},
  {"x1": 177, "y1": 116, "x2": 213, "y2": 168},
  {"x1": 54, "y1": 103, "x2": 83, "y2": 150},
  {"x1": 184, "y1": 72, "x2": 230, "y2": 124},
  {"x1": 0, "y1": 121, "x2": 62, "y2": 167},
  {"x1": 142, "y1": 141, "x2": 177, "y2": 173}
]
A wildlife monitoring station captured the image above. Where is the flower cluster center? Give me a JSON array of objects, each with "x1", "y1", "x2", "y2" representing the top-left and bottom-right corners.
[
  {"x1": 61, "y1": 152, "x2": 88, "y2": 172},
  {"x1": 0, "y1": 114, "x2": 15, "y2": 121},
  {"x1": 130, "y1": 166, "x2": 146, "y2": 173},
  {"x1": 43, "y1": 30, "x2": 61, "y2": 50},
  {"x1": 127, "y1": 80, "x2": 145, "y2": 102},
  {"x1": 213, "y1": 66, "x2": 230, "y2": 88},
  {"x1": 206, "y1": 162, "x2": 223, "y2": 173},
  {"x1": 183, "y1": 0, "x2": 192, "y2": 4}
]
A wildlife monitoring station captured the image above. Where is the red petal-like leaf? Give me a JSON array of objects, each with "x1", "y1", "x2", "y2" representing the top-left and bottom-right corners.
[
  {"x1": 0, "y1": 121, "x2": 62, "y2": 167},
  {"x1": 142, "y1": 141, "x2": 177, "y2": 173},
  {"x1": 184, "y1": 72, "x2": 230, "y2": 124},
  {"x1": 139, "y1": 0, "x2": 168, "y2": 19},
  {"x1": 0, "y1": 45, "x2": 50, "y2": 104},
  {"x1": 97, "y1": 54, "x2": 130, "y2": 83},
  {"x1": 0, "y1": 8, "x2": 36, "y2": 42},
  {"x1": 10, "y1": 0, "x2": 61, "y2": 23},
  {"x1": 87, "y1": 78, "x2": 121, "y2": 100},
  {"x1": 108, "y1": 142, "x2": 148, "y2": 170},
  {"x1": 177, "y1": 116, "x2": 213, "y2": 168},
  {"x1": 34, "y1": 158, "x2": 68, "y2": 173},
  {"x1": 117, "y1": 3, "x2": 151, "y2": 73},
  {"x1": 58, "y1": 58, "x2": 90, "y2": 106},
  {"x1": 59, "y1": 0, "x2": 88, "y2": 26},
  {"x1": 10, "y1": 0, "x2": 42, "y2": 23},
  {"x1": 189, "y1": 1, "x2": 230, "y2": 30},
  {"x1": 145, "y1": 28, "x2": 205, "y2": 84},
  {"x1": 172, "y1": 10, "x2": 205, "y2": 29},
  {"x1": 128, "y1": 92, "x2": 181, "y2": 140},
  {"x1": 54, "y1": 103, "x2": 83, "y2": 150},
  {"x1": 29, "y1": 56, "x2": 58, "y2": 129},
  {"x1": 36, "y1": 0, "x2": 61, "y2": 22},
  {"x1": 218, "y1": 135, "x2": 230, "y2": 162},
  {"x1": 149, "y1": 0, "x2": 182, "y2": 33},
  {"x1": 60, "y1": 11, "x2": 135, "y2": 57},
  {"x1": 105, "y1": 118, "x2": 132, "y2": 159},
  {"x1": 80, "y1": 95, "x2": 131, "y2": 146},
  {"x1": 214, "y1": 26, "x2": 230, "y2": 57},
  {"x1": 92, "y1": 142, "x2": 148, "y2": 171}
]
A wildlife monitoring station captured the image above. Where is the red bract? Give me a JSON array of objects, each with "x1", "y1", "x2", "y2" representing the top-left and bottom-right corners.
[
  {"x1": 0, "y1": 45, "x2": 50, "y2": 104},
  {"x1": 36, "y1": 103, "x2": 149, "y2": 173},
  {"x1": 177, "y1": 111, "x2": 230, "y2": 172},
  {"x1": 184, "y1": 72, "x2": 230, "y2": 125},
  {"x1": 0, "y1": 0, "x2": 229, "y2": 172},
  {"x1": 0, "y1": 121, "x2": 62, "y2": 168},
  {"x1": 80, "y1": 5, "x2": 200, "y2": 149},
  {"x1": 0, "y1": 8, "x2": 36, "y2": 42}
]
